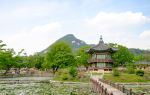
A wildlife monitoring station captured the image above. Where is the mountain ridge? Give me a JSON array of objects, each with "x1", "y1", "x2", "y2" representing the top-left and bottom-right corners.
[{"x1": 40, "y1": 34, "x2": 150, "y2": 55}]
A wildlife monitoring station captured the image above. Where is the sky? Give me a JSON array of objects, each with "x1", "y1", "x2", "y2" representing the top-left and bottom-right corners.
[{"x1": 0, "y1": 0, "x2": 150, "y2": 55}]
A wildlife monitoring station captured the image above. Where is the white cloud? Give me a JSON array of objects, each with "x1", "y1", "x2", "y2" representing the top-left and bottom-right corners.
[
  {"x1": 2, "y1": 22, "x2": 62, "y2": 55},
  {"x1": 85, "y1": 11, "x2": 149, "y2": 31},
  {"x1": 140, "y1": 30, "x2": 150, "y2": 39},
  {"x1": 83, "y1": 11, "x2": 150, "y2": 49}
]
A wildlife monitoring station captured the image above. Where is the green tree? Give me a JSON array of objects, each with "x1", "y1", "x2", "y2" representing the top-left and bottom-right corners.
[
  {"x1": 14, "y1": 49, "x2": 26, "y2": 68},
  {"x1": 44, "y1": 41, "x2": 75, "y2": 74},
  {"x1": 76, "y1": 46, "x2": 91, "y2": 69},
  {"x1": 113, "y1": 45, "x2": 134, "y2": 66},
  {"x1": 143, "y1": 54, "x2": 150, "y2": 61},
  {"x1": 134, "y1": 54, "x2": 144, "y2": 62},
  {"x1": 34, "y1": 54, "x2": 44, "y2": 69},
  {"x1": 26, "y1": 55, "x2": 36, "y2": 68},
  {"x1": 0, "y1": 46, "x2": 16, "y2": 75}
]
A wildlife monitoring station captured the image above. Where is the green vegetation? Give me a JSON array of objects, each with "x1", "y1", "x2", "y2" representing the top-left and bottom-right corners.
[
  {"x1": 126, "y1": 63, "x2": 135, "y2": 74},
  {"x1": 136, "y1": 70, "x2": 144, "y2": 76},
  {"x1": 69, "y1": 66, "x2": 78, "y2": 78},
  {"x1": 76, "y1": 46, "x2": 91, "y2": 68},
  {"x1": 0, "y1": 40, "x2": 16, "y2": 75},
  {"x1": 43, "y1": 41, "x2": 75, "y2": 74},
  {"x1": 112, "y1": 45, "x2": 134, "y2": 66},
  {"x1": 104, "y1": 73, "x2": 149, "y2": 82},
  {"x1": 0, "y1": 81, "x2": 94, "y2": 95},
  {"x1": 112, "y1": 68, "x2": 120, "y2": 76},
  {"x1": 54, "y1": 69, "x2": 90, "y2": 82}
]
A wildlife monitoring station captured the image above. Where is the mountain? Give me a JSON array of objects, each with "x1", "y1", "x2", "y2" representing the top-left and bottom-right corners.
[
  {"x1": 57, "y1": 34, "x2": 87, "y2": 49},
  {"x1": 40, "y1": 34, "x2": 88, "y2": 54},
  {"x1": 40, "y1": 34, "x2": 150, "y2": 55},
  {"x1": 129, "y1": 48, "x2": 150, "y2": 55}
]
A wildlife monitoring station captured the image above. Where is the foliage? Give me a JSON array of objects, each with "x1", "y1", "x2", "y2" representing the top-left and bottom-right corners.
[
  {"x1": 136, "y1": 64, "x2": 148, "y2": 69},
  {"x1": 69, "y1": 66, "x2": 78, "y2": 77},
  {"x1": 126, "y1": 63, "x2": 135, "y2": 74},
  {"x1": 0, "y1": 80, "x2": 94, "y2": 95},
  {"x1": 127, "y1": 67, "x2": 135, "y2": 74},
  {"x1": 134, "y1": 54, "x2": 144, "y2": 62},
  {"x1": 76, "y1": 46, "x2": 91, "y2": 68},
  {"x1": 112, "y1": 68, "x2": 120, "y2": 76},
  {"x1": 61, "y1": 73, "x2": 70, "y2": 80},
  {"x1": 54, "y1": 69, "x2": 90, "y2": 82},
  {"x1": 112, "y1": 45, "x2": 134, "y2": 66},
  {"x1": 0, "y1": 41, "x2": 16, "y2": 74},
  {"x1": 104, "y1": 73, "x2": 149, "y2": 82},
  {"x1": 14, "y1": 49, "x2": 28, "y2": 70},
  {"x1": 44, "y1": 41, "x2": 75, "y2": 73},
  {"x1": 55, "y1": 69, "x2": 71, "y2": 81},
  {"x1": 142, "y1": 54, "x2": 150, "y2": 61},
  {"x1": 136, "y1": 70, "x2": 144, "y2": 76},
  {"x1": 29, "y1": 53, "x2": 44, "y2": 69}
]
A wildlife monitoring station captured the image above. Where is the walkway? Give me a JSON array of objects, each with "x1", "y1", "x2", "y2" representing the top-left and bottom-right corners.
[{"x1": 91, "y1": 75, "x2": 126, "y2": 95}]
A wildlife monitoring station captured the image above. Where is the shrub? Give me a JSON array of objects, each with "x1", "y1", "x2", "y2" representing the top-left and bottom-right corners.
[
  {"x1": 55, "y1": 69, "x2": 70, "y2": 81},
  {"x1": 136, "y1": 70, "x2": 144, "y2": 76},
  {"x1": 112, "y1": 68, "x2": 120, "y2": 76},
  {"x1": 69, "y1": 67, "x2": 77, "y2": 77},
  {"x1": 61, "y1": 73, "x2": 69, "y2": 80},
  {"x1": 127, "y1": 67, "x2": 135, "y2": 74}
]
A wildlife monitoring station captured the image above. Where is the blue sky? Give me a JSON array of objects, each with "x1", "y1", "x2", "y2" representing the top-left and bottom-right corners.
[{"x1": 0, "y1": 0, "x2": 150, "y2": 54}]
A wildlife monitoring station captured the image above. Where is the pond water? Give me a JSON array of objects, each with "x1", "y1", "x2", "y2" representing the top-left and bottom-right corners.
[
  {"x1": 124, "y1": 84, "x2": 150, "y2": 95},
  {"x1": 0, "y1": 77, "x2": 95, "y2": 95}
]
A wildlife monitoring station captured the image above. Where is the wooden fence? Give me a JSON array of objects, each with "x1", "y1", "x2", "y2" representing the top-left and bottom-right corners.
[
  {"x1": 98, "y1": 79, "x2": 145, "y2": 95},
  {"x1": 91, "y1": 78, "x2": 113, "y2": 95}
]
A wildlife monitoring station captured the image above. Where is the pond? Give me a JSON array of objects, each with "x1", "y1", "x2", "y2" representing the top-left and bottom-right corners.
[
  {"x1": 124, "y1": 84, "x2": 150, "y2": 95},
  {"x1": 0, "y1": 77, "x2": 96, "y2": 95}
]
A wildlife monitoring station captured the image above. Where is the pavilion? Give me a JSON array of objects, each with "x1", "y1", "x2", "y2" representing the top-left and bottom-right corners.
[{"x1": 88, "y1": 36, "x2": 117, "y2": 71}]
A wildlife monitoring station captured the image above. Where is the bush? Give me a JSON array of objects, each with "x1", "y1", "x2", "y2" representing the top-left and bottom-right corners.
[
  {"x1": 136, "y1": 70, "x2": 144, "y2": 76},
  {"x1": 126, "y1": 63, "x2": 135, "y2": 74},
  {"x1": 61, "y1": 73, "x2": 70, "y2": 80},
  {"x1": 69, "y1": 67, "x2": 78, "y2": 77},
  {"x1": 55, "y1": 69, "x2": 70, "y2": 81},
  {"x1": 127, "y1": 67, "x2": 135, "y2": 74},
  {"x1": 112, "y1": 68, "x2": 120, "y2": 76}
]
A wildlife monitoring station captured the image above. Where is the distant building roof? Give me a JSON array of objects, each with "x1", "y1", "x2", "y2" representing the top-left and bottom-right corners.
[{"x1": 88, "y1": 35, "x2": 117, "y2": 53}]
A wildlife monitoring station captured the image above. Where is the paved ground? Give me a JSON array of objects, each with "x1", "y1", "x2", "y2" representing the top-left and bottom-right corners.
[{"x1": 91, "y1": 75, "x2": 126, "y2": 95}]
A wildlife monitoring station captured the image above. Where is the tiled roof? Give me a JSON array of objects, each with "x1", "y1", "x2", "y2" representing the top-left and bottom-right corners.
[{"x1": 88, "y1": 36, "x2": 116, "y2": 53}]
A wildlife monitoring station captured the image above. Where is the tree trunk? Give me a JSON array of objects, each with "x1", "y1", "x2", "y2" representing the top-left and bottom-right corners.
[
  {"x1": 52, "y1": 67, "x2": 59, "y2": 75},
  {"x1": 85, "y1": 66, "x2": 88, "y2": 71},
  {"x1": 3, "y1": 68, "x2": 10, "y2": 75}
]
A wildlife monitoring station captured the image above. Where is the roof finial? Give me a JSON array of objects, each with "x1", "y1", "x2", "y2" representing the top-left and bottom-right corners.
[
  {"x1": 99, "y1": 35, "x2": 104, "y2": 44},
  {"x1": 100, "y1": 35, "x2": 103, "y2": 41}
]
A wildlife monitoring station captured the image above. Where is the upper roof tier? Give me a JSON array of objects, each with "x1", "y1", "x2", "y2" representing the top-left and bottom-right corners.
[{"x1": 88, "y1": 36, "x2": 117, "y2": 53}]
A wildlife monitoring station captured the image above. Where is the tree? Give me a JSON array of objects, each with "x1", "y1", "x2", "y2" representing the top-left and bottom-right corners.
[
  {"x1": 13, "y1": 49, "x2": 30, "y2": 75},
  {"x1": 134, "y1": 54, "x2": 144, "y2": 62},
  {"x1": 112, "y1": 45, "x2": 134, "y2": 66},
  {"x1": 0, "y1": 48, "x2": 16, "y2": 75},
  {"x1": 34, "y1": 54, "x2": 44, "y2": 69},
  {"x1": 44, "y1": 41, "x2": 75, "y2": 74},
  {"x1": 76, "y1": 46, "x2": 91, "y2": 69},
  {"x1": 142, "y1": 54, "x2": 150, "y2": 61},
  {"x1": 24, "y1": 53, "x2": 45, "y2": 69}
]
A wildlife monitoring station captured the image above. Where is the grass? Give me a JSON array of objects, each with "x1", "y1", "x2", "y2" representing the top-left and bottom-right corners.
[
  {"x1": 53, "y1": 68, "x2": 91, "y2": 83},
  {"x1": 53, "y1": 75, "x2": 91, "y2": 82},
  {"x1": 103, "y1": 73, "x2": 150, "y2": 83}
]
